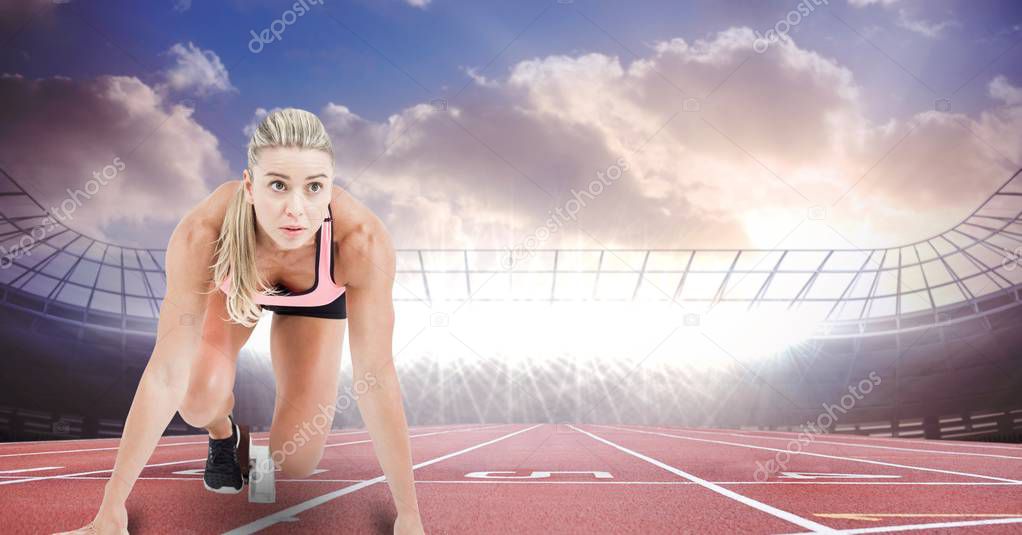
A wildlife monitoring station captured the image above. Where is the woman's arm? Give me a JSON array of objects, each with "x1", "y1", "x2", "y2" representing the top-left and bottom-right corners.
[
  {"x1": 103, "y1": 218, "x2": 214, "y2": 501},
  {"x1": 344, "y1": 222, "x2": 423, "y2": 532},
  {"x1": 55, "y1": 214, "x2": 217, "y2": 534},
  {"x1": 100, "y1": 310, "x2": 205, "y2": 502}
]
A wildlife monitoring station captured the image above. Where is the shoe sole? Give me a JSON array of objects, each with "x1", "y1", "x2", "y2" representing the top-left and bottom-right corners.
[{"x1": 203, "y1": 480, "x2": 244, "y2": 494}]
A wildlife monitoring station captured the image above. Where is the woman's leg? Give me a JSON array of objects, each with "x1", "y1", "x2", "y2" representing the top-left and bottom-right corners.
[
  {"x1": 268, "y1": 313, "x2": 346, "y2": 478},
  {"x1": 178, "y1": 288, "x2": 257, "y2": 438}
]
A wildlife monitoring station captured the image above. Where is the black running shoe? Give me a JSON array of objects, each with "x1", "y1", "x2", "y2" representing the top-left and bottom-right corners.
[{"x1": 203, "y1": 414, "x2": 243, "y2": 494}]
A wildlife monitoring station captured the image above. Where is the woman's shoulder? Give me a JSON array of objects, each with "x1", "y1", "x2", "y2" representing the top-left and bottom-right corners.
[
  {"x1": 169, "y1": 180, "x2": 242, "y2": 258},
  {"x1": 329, "y1": 185, "x2": 393, "y2": 287},
  {"x1": 190, "y1": 180, "x2": 242, "y2": 233},
  {"x1": 165, "y1": 181, "x2": 241, "y2": 288}
]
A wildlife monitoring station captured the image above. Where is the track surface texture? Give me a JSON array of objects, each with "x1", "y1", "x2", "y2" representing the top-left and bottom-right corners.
[{"x1": 3, "y1": 424, "x2": 1021, "y2": 534}]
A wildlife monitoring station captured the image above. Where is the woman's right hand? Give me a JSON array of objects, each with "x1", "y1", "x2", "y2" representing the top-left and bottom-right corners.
[{"x1": 52, "y1": 502, "x2": 129, "y2": 535}]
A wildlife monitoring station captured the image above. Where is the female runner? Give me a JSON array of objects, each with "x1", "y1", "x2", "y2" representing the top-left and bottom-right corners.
[{"x1": 56, "y1": 108, "x2": 424, "y2": 534}]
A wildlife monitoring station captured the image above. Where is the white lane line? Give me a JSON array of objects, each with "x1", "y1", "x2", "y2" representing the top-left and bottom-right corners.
[
  {"x1": 0, "y1": 423, "x2": 470, "y2": 456},
  {"x1": 778, "y1": 517, "x2": 1022, "y2": 534},
  {"x1": 0, "y1": 424, "x2": 506, "y2": 486},
  {"x1": 597, "y1": 425, "x2": 1022, "y2": 484},
  {"x1": 0, "y1": 466, "x2": 62, "y2": 474},
  {"x1": 696, "y1": 426, "x2": 1022, "y2": 452},
  {"x1": 644, "y1": 426, "x2": 1022, "y2": 461},
  {"x1": 313, "y1": 425, "x2": 507, "y2": 451},
  {"x1": 0, "y1": 456, "x2": 209, "y2": 486},
  {"x1": 405, "y1": 480, "x2": 1021, "y2": 486},
  {"x1": 0, "y1": 441, "x2": 204, "y2": 459},
  {"x1": 6, "y1": 475, "x2": 1020, "y2": 486},
  {"x1": 570, "y1": 425, "x2": 837, "y2": 533},
  {"x1": 222, "y1": 424, "x2": 543, "y2": 535},
  {"x1": 0, "y1": 428, "x2": 383, "y2": 459}
]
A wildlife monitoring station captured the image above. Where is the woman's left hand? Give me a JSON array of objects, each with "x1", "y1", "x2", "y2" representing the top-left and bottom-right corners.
[{"x1": 393, "y1": 512, "x2": 425, "y2": 535}]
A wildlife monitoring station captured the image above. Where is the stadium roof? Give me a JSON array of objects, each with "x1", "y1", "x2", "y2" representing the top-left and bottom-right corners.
[{"x1": 1, "y1": 167, "x2": 1020, "y2": 337}]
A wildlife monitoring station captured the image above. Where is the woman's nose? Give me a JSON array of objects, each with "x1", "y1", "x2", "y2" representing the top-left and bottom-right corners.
[{"x1": 285, "y1": 197, "x2": 305, "y2": 218}]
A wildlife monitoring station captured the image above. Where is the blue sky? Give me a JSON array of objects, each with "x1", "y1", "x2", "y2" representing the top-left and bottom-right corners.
[
  {"x1": 10, "y1": 1, "x2": 1020, "y2": 133},
  {"x1": 1, "y1": 0, "x2": 1021, "y2": 250}
]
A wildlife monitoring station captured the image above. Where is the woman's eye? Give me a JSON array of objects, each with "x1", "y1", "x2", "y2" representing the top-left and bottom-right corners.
[
  {"x1": 270, "y1": 181, "x2": 285, "y2": 192},
  {"x1": 309, "y1": 182, "x2": 323, "y2": 193}
]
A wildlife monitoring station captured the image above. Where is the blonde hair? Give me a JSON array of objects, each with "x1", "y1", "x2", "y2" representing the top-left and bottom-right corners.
[{"x1": 207, "y1": 108, "x2": 335, "y2": 326}]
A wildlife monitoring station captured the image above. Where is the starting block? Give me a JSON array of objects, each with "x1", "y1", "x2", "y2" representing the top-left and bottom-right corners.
[
  {"x1": 237, "y1": 424, "x2": 276, "y2": 503},
  {"x1": 249, "y1": 443, "x2": 275, "y2": 503}
]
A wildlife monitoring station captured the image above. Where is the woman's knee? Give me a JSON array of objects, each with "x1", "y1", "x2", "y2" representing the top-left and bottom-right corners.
[
  {"x1": 275, "y1": 449, "x2": 323, "y2": 478},
  {"x1": 270, "y1": 431, "x2": 325, "y2": 478},
  {"x1": 178, "y1": 365, "x2": 234, "y2": 428}
]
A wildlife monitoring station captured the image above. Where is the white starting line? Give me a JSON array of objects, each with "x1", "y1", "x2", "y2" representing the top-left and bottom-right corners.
[{"x1": 221, "y1": 424, "x2": 543, "y2": 535}]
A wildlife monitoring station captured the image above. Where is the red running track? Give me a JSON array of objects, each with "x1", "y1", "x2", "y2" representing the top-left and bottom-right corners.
[{"x1": 2, "y1": 423, "x2": 1021, "y2": 534}]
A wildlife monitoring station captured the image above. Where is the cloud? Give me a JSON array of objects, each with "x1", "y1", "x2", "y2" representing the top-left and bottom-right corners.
[
  {"x1": 404, "y1": 0, "x2": 431, "y2": 8},
  {"x1": 977, "y1": 76, "x2": 1022, "y2": 168},
  {"x1": 989, "y1": 75, "x2": 1022, "y2": 106},
  {"x1": 242, "y1": 107, "x2": 278, "y2": 141},
  {"x1": 849, "y1": 0, "x2": 958, "y2": 39},
  {"x1": 0, "y1": 73, "x2": 231, "y2": 245},
  {"x1": 849, "y1": 1, "x2": 958, "y2": 40},
  {"x1": 173, "y1": 0, "x2": 191, "y2": 13},
  {"x1": 462, "y1": 66, "x2": 498, "y2": 88},
  {"x1": 310, "y1": 27, "x2": 1021, "y2": 251},
  {"x1": 896, "y1": 8, "x2": 958, "y2": 38},
  {"x1": 157, "y1": 42, "x2": 235, "y2": 97}
]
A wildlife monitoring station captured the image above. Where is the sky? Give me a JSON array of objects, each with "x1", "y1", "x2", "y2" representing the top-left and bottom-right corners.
[{"x1": 0, "y1": 0, "x2": 1020, "y2": 252}]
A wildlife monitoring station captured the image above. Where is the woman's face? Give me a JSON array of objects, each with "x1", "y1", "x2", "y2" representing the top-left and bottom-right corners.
[{"x1": 244, "y1": 146, "x2": 334, "y2": 252}]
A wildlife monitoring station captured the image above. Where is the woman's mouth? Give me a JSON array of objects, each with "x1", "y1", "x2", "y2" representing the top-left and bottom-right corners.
[{"x1": 280, "y1": 226, "x2": 305, "y2": 237}]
